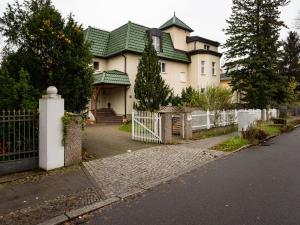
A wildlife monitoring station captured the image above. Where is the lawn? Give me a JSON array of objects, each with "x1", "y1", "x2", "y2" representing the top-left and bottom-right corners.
[
  {"x1": 211, "y1": 136, "x2": 250, "y2": 152},
  {"x1": 119, "y1": 123, "x2": 131, "y2": 133},
  {"x1": 257, "y1": 123, "x2": 281, "y2": 136}
]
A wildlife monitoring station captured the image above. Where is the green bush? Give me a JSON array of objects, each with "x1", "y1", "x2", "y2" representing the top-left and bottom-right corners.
[
  {"x1": 271, "y1": 118, "x2": 287, "y2": 125},
  {"x1": 242, "y1": 125, "x2": 268, "y2": 143}
]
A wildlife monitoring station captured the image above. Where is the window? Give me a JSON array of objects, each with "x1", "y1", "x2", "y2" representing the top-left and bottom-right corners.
[
  {"x1": 160, "y1": 62, "x2": 166, "y2": 73},
  {"x1": 200, "y1": 83, "x2": 206, "y2": 93},
  {"x1": 180, "y1": 72, "x2": 187, "y2": 83},
  {"x1": 204, "y1": 44, "x2": 210, "y2": 51},
  {"x1": 93, "y1": 61, "x2": 99, "y2": 71},
  {"x1": 152, "y1": 36, "x2": 160, "y2": 52},
  {"x1": 212, "y1": 62, "x2": 216, "y2": 76},
  {"x1": 201, "y1": 61, "x2": 205, "y2": 75}
]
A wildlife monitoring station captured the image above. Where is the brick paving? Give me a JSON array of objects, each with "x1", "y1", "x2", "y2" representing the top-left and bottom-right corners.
[{"x1": 84, "y1": 133, "x2": 234, "y2": 199}]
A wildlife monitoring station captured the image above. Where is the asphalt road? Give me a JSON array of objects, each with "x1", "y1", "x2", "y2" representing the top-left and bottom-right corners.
[{"x1": 74, "y1": 128, "x2": 300, "y2": 225}]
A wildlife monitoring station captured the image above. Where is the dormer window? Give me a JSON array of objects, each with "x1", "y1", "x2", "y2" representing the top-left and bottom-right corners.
[
  {"x1": 93, "y1": 61, "x2": 100, "y2": 71},
  {"x1": 152, "y1": 36, "x2": 160, "y2": 52},
  {"x1": 204, "y1": 44, "x2": 210, "y2": 51}
]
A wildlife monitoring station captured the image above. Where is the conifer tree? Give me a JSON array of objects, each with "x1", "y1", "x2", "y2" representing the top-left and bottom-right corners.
[
  {"x1": 0, "y1": 0, "x2": 94, "y2": 112},
  {"x1": 224, "y1": 0, "x2": 290, "y2": 109},
  {"x1": 134, "y1": 37, "x2": 172, "y2": 111},
  {"x1": 279, "y1": 31, "x2": 300, "y2": 90}
]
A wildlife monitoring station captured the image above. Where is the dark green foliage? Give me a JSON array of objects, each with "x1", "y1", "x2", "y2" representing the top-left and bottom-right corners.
[
  {"x1": 0, "y1": 68, "x2": 16, "y2": 109},
  {"x1": 223, "y1": 0, "x2": 290, "y2": 109},
  {"x1": 134, "y1": 36, "x2": 172, "y2": 111},
  {"x1": 0, "y1": 67, "x2": 37, "y2": 109},
  {"x1": 279, "y1": 31, "x2": 300, "y2": 91},
  {"x1": 169, "y1": 94, "x2": 182, "y2": 107},
  {"x1": 0, "y1": 0, "x2": 94, "y2": 112},
  {"x1": 181, "y1": 86, "x2": 196, "y2": 106}
]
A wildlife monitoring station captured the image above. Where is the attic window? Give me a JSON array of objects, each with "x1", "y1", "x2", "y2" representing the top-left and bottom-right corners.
[
  {"x1": 152, "y1": 36, "x2": 160, "y2": 52},
  {"x1": 204, "y1": 44, "x2": 210, "y2": 51},
  {"x1": 93, "y1": 61, "x2": 100, "y2": 71}
]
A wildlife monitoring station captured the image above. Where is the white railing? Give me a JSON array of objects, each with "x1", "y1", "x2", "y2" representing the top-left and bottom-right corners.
[
  {"x1": 132, "y1": 111, "x2": 162, "y2": 143},
  {"x1": 192, "y1": 110, "x2": 238, "y2": 131},
  {"x1": 192, "y1": 108, "x2": 279, "y2": 131}
]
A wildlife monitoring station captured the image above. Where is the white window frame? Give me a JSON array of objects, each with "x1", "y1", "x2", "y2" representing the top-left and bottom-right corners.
[
  {"x1": 201, "y1": 61, "x2": 205, "y2": 75},
  {"x1": 204, "y1": 44, "x2": 210, "y2": 51},
  {"x1": 180, "y1": 72, "x2": 187, "y2": 83},
  {"x1": 212, "y1": 62, "x2": 216, "y2": 76},
  {"x1": 152, "y1": 36, "x2": 160, "y2": 52}
]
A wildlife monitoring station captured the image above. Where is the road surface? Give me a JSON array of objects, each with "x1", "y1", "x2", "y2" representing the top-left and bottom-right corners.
[{"x1": 72, "y1": 128, "x2": 300, "y2": 225}]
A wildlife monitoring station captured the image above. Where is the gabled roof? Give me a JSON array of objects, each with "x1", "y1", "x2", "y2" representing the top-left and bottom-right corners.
[
  {"x1": 85, "y1": 21, "x2": 190, "y2": 63},
  {"x1": 94, "y1": 70, "x2": 131, "y2": 86},
  {"x1": 159, "y1": 15, "x2": 194, "y2": 32}
]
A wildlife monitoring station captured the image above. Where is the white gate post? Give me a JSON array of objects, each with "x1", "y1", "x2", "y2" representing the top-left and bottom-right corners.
[{"x1": 39, "y1": 86, "x2": 64, "y2": 171}]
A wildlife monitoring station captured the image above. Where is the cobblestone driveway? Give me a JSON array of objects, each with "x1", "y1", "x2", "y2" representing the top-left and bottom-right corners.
[
  {"x1": 83, "y1": 124, "x2": 156, "y2": 159},
  {"x1": 84, "y1": 133, "x2": 234, "y2": 199}
]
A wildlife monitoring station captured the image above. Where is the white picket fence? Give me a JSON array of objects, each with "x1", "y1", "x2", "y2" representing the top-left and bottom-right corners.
[
  {"x1": 192, "y1": 108, "x2": 279, "y2": 131},
  {"x1": 132, "y1": 110, "x2": 162, "y2": 143},
  {"x1": 192, "y1": 110, "x2": 238, "y2": 131}
]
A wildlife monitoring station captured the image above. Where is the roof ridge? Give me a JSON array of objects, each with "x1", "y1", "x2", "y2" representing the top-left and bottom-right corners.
[
  {"x1": 87, "y1": 26, "x2": 110, "y2": 33},
  {"x1": 125, "y1": 21, "x2": 131, "y2": 50},
  {"x1": 126, "y1": 21, "x2": 149, "y2": 29}
]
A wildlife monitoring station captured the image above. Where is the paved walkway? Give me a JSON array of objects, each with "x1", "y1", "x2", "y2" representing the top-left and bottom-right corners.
[
  {"x1": 83, "y1": 124, "x2": 156, "y2": 159},
  {"x1": 84, "y1": 133, "x2": 235, "y2": 199},
  {"x1": 0, "y1": 166, "x2": 103, "y2": 225}
]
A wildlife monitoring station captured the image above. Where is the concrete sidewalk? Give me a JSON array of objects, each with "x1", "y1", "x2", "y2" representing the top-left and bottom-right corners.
[{"x1": 0, "y1": 166, "x2": 103, "y2": 225}]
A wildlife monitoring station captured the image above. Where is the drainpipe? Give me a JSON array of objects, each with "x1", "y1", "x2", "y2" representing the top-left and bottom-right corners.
[{"x1": 122, "y1": 53, "x2": 127, "y2": 118}]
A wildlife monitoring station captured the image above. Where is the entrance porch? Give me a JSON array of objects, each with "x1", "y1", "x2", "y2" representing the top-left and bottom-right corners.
[{"x1": 91, "y1": 70, "x2": 131, "y2": 124}]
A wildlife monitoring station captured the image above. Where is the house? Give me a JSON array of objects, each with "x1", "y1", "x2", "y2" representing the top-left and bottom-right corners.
[
  {"x1": 85, "y1": 14, "x2": 222, "y2": 123},
  {"x1": 220, "y1": 73, "x2": 240, "y2": 104}
]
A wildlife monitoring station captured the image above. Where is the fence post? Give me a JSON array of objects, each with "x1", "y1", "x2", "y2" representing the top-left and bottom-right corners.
[
  {"x1": 161, "y1": 112, "x2": 172, "y2": 144},
  {"x1": 181, "y1": 112, "x2": 193, "y2": 140},
  {"x1": 222, "y1": 109, "x2": 226, "y2": 126},
  {"x1": 39, "y1": 86, "x2": 64, "y2": 171},
  {"x1": 132, "y1": 110, "x2": 135, "y2": 140},
  {"x1": 206, "y1": 110, "x2": 210, "y2": 129}
]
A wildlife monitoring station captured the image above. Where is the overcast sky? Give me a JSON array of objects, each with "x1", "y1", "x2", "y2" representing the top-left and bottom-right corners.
[{"x1": 0, "y1": 0, "x2": 300, "y2": 54}]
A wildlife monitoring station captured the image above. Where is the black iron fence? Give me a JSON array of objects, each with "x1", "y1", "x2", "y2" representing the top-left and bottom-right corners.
[{"x1": 0, "y1": 110, "x2": 39, "y2": 175}]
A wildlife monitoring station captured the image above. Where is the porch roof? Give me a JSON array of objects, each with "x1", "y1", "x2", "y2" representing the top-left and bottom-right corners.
[{"x1": 94, "y1": 70, "x2": 131, "y2": 86}]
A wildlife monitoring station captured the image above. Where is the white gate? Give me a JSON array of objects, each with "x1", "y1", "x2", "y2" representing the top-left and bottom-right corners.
[{"x1": 132, "y1": 111, "x2": 162, "y2": 143}]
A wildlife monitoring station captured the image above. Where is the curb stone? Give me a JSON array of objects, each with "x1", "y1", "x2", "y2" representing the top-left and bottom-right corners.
[
  {"x1": 117, "y1": 188, "x2": 145, "y2": 199},
  {"x1": 36, "y1": 215, "x2": 69, "y2": 225},
  {"x1": 36, "y1": 197, "x2": 119, "y2": 225},
  {"x1": 66, "y1": 197, "x2": 119, "y2": 219}
]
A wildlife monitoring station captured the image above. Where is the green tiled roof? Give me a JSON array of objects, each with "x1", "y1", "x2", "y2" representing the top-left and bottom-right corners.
[
  {"x1": 94, "y1": 70, "x2": 131, "y2": 86},
  {"x1": 159, "y1": 15, "x2": 193, "y2": 32},
  {"x1": 85, "y1": 21, "x2": 190, "y2": 63},
  {"x1": 84, "y1": 27, "x2": 110, "y2": 57}
]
